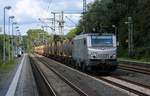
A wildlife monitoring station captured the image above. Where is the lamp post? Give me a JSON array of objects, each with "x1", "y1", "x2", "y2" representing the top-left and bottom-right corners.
[
  {"x1": 11, "y1": 22, "x2": 17, "y2": 59},
  {"x1": 3, "y1": 6, "x2": 11, "y2": 64},
  {"x1": 16, "y1": 29, "x2": 20, "y2": 55},
  {"x1": 17, "y1": 30, "x2": 21, "y2": 44},
  {"x1": 15, "y1": 26, "x2": 19, "y2": 57},
  {"x1": 8, "y1": 16, "x2": 14, "y2": 61}
]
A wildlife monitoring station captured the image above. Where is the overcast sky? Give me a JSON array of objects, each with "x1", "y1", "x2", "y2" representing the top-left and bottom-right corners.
[{"x1": 0, "y1": 0, "x2": 94, "y2": 35}]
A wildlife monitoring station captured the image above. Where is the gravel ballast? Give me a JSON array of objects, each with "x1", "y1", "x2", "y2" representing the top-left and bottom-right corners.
[{"x1": 37, "y1": 54, "x2": 136, "y2": 96}]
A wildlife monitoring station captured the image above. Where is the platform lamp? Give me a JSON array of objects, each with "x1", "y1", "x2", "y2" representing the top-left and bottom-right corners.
[
  {"x1": 3, "y1": 6, "x2": 11, "y2": 64},
  {"x1": 8, "y1": 16, "x2": 14, "y2": 61},
  {"x1": 11, "y1": 22, "x2": 17, "y2": 59},
  {"x1": 16, "y1": 28, "x2": 20, "y2": 56}
]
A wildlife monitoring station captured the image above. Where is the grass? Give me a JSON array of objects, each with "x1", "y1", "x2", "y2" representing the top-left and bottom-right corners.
[
  {"x1": 0, "y1": 59, "x2": 16, "y2": 88},
  {"x1": 118, "y1": 57, "x2": 150, "y2": 64},
  {"x1": 118, "y1": 48, "x2": 150, "y2": 63},
  {"x1": 0, "y1": 59, "x2": 16, "y2": 73}
]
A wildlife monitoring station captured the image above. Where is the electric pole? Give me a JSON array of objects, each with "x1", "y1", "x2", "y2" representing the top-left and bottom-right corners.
[
  {"x1": 51, "y1": 11, "x2": 82, "y2": 35},
  {"x1": 83, "y1": 0, "x2": 87, "y2": 33},
  {"x1": 126, "y1": 17, "x2": 134, "y2": 56},
  {"x1": 41, "y1": 26, "x2": 45, "y2": 43},
  {"x1": 51, "y1": 12, "x2": 56, "y2": 35},
  {"x1": 83, "y1": 0, "x2": 86, "y2": 14},
  {"x1": 59, "y1": 11, "x2": 64, "y2": 35}
]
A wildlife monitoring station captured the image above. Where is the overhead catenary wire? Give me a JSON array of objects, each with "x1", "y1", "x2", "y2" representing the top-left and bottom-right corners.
[
  {"x1": 39, "y1": 0, "x2": 93, "y2": 35},
  {"x1": 47, "y1": 0, "x2": 53, "y2": 15},
  {"x1": 65, "y1": 16, "x2": 77, "y2": 26}
]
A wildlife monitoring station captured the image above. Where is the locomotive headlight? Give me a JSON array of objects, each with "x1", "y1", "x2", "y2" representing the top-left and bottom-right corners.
[
  {"x1": 111, "y1": 54, "x2": 116, "y2": 59},
  {"x1": 89, "y1": 51, "x2": 97, "y2": 58}
]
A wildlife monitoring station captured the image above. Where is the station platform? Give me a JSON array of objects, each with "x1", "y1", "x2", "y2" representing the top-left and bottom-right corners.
[{"x1": 0, "y1": 54, "x2": 39, "y2": 96}]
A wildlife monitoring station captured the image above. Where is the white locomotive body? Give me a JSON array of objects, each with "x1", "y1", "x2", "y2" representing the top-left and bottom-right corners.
[{"x1": 72, "y1": 33, "x2": 117, "y2": 72}]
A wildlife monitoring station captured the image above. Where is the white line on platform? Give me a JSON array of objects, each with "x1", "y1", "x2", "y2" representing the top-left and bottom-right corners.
[{"x1": 5, "y1": 54, "x2": 26, "y2": 96}]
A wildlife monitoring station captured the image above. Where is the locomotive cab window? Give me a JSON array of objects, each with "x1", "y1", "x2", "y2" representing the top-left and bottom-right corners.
[{"x1": 91, "y1": 35, "x2": 113, "y2": 46}]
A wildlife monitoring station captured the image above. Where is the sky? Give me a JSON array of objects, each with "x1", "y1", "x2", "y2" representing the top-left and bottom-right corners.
[{"x1": 0, "y1": 0, "x2": 95, "y2": 35}]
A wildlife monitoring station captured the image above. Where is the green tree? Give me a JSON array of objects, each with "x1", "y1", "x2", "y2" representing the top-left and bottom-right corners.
[
  {"x1": 66, "y1": 28, "x2": 78, "y2": 39},
  {"x1": 75, "y1": 0, "x2": 150, "y2": 60},
  {"x1": 26, "y1": 29, "x2": 52, "y2": 52}
]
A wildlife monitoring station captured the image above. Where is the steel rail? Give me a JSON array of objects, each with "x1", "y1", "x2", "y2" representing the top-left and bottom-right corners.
[
  {"x1": 37, "y1": 57, "x2": 89, "y2": 96},
  {"x1": 119, "y1": 63, "x2": 150, "y2": 71},
  {"x1": 30, "y1": 57, "x2": 57, "y2": 96},
  {"x1": 118, "y1": 65, "x2": 150, "y2": 75},
  {"x1": 34, "y1": 54, "x2": 150, "y2": 96},
  {"x1": 96, "y1": 76, "x2": 150, "y2": 96},
  {"x1": 113, "y1": 76, "x2": 150, "y2": 89}
]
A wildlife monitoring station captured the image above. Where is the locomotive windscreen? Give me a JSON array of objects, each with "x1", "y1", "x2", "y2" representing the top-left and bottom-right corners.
[{"x1": 91, "y1": 35, "x2": 113, "y2": 46}]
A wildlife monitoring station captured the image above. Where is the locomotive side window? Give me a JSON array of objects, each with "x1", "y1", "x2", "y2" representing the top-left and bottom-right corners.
[
  {"x1": 84, "y1": 39, "x2": 86, "y2": 45},
  {"x1": 71, "y1": 41, "x2": 74, "y2": 45}
]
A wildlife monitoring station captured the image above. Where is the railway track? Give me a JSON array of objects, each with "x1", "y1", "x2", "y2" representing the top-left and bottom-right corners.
[
  {"x1": 96, "y1": 63, "x2": 150, "y2": 96},
  {"x1": 35, "y1": 54, "x2": 150, "y2": 96},
  {"x1": 31, "y1": 55, "x2": 88, "y2": 96},
  {"x1": 30, "y1": 56, "x2": 56, "y2": 96},
  {"x1": 118, "y1": 63, "x2": 150, "y2": 75},
  {"x1": 95, "y1": 76, "x2": 150, "y2": 96}
]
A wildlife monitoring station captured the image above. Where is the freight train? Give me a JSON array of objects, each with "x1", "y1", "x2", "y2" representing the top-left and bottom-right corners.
[{"x1": 34, "y1": 33, "x2": 118, "y2": 73}]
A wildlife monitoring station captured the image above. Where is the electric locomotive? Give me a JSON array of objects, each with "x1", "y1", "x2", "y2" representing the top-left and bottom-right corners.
[{"x1": 72, "y1": 33, "x2": 117, "y2": 72}]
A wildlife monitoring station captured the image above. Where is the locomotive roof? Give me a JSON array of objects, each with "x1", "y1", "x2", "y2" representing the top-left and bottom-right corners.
[{"x1": 73, "y1": 33, "x2": 115, "y2": 40}]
